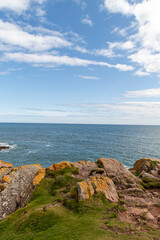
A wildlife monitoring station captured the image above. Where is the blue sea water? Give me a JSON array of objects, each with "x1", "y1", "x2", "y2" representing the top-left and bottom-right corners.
[{"x1": 0, "y1": 123, "x2": 160, "y2": 168}]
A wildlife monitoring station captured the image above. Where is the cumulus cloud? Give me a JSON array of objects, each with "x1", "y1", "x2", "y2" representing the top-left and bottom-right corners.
[
  {"x1": 124, "y1": 88, "x2": 160, "y2": 98},
  {"x1": 103, "y1": 0, "x2": 160, "y2": 75},
  {"x1": 0, "y1": 0, "x2": 30, "y2": 12},
  {"x1": 103, "y1": 0, "x2": 134, "y2": 15}
]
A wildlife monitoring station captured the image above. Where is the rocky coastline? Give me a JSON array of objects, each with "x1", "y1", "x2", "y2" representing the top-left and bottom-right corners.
[{"x1": 0, "y1": 157, "x2": 159, "y2": 239}]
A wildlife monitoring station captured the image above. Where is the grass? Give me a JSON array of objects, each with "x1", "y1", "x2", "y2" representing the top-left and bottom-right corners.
[{"x1": 0, "y1": 167, "x2": 159, "y2": 240}]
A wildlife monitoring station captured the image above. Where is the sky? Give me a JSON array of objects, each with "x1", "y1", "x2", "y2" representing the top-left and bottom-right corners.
[{"x1": 1, "y1": 0, "x2": 160, "y2": 124}]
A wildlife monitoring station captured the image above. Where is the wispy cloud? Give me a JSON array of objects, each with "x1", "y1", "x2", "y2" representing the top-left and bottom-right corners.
[
  {"x1": 0, "y1": 20, "x2": 71, "y2": 52},
  {"x1": 82, "y1": 15, "x2": 93, "y2": 27},
  {"x1": 75, "y1": 75, "x2": 100, "y2": 80},
  {"x1": 3, "y1": 52, "x2": 134, "y2": 71},
  {"x1": 73, "y1": 0, "x2": 86, "y2": 10},
  {"x1": 124, "y1": 88, "x2": 160, "y2": 98}
]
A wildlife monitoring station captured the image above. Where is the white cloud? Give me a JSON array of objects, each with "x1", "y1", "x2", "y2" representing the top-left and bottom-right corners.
[
  {"x1": 94, "y1": 41, "x2": 135, "y2": 59},
  {"x1": 104, "y1": 0, "x2": 134, "y2": 15},
  {"x1": 0, "y1": 0, "x2": 46, "y2": 13},
  {"x1": 94, "y1": 48, "x2": 115, "y2": 58},
  {"x1": 103, "y1": 0, "x2": 160, "y2": 75},
  {"x1": 0, "y1": 20, "x2": 71, "y2": 52},
  {"x1": 3, "y1": 52, "x2": 134, "y2": 71},
  {"x1": 75, "y1": 75, "x2": 100, "y2": 80},
  {"x1": 82, "y1": 15, "x2": 93, "y2": 27},
  {"x1": 124, "y1": 88, "x2": 160, "y2": 98},
  {"x1": 74, "y1": 46, "x2": 88, "y2": 53},
  {"x1": 0, "y1": 0, "x2": 30, "y2": 12},
  {"x1": 135, "y1": 69, "x2": 150, "y2": 76},
  {"x1": 79, "y1": 101, "x2": 160, "y2": 117}
]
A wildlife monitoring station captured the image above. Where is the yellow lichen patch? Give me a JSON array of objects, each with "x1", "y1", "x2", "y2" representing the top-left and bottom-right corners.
[
  {"x1": 77, "y1": 176, "x2": 118, "y2": 202},
  {"x1": 78, "y1": 180, "x2": 94, "y2": 199},
  {"x1": 0, "y1": 160, "x2": 13, "y2": 168},
  {"x1": 3, "y1": 175, "x2": 11, "y2": 183},
  {"x1": 33, "y1": 168, "x2": 46, "y2": 186},
  {"x1": 53, "y1": 161, "x2": 72, "y2": 171}
]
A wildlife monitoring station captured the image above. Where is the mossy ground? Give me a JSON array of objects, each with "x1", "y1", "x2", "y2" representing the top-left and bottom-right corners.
[{"x1": 0, "y1": 167, "x2": 159, "y2": 240}]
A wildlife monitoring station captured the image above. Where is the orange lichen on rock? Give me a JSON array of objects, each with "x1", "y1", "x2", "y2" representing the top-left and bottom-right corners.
[
  {"x1": 49, "y1": 165, "x2": 55, "y2": 171},
  {"x1": 33, "y1": 168, "x2": 46, "y2": 186},
  {"x1": 0, "y1": 160, "x2": 13, "y2": 168},
  {"x1": 50, "y1": 161, "x2": 72, "y2": 171},
  {"x1": 77, "y1": 176, "x2": 118, "y2": 202},
  {"x1": 3, "y1": 175, "x2": 12, "y2": 184},
  {"x1": 77, "y1": 180, "x2": 94, "y2": 199}
]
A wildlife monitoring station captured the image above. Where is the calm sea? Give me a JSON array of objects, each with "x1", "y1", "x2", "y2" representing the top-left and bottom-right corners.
[{"x1": 0, "y1": 123, "x2": 160, "y2": 168}]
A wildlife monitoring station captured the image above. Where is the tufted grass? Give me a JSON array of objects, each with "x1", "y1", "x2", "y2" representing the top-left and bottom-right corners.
[{"x1": 0, "y1": 168, "x2": 159, "y2": 240}]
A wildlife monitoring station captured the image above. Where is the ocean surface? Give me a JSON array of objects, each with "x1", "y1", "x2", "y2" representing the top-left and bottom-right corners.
[{"x1": 0, "y1": 123, "x2": 160, "y2": 168}]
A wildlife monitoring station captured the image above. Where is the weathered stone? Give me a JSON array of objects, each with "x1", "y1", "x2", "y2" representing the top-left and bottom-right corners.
[
  {"x1": 139, "y1": 171, "x2": 160, "y2": 181},
  {"x1": 77, "y1": 176, "x2": 118, "y2": 202},
  {"x1": 133, "y1": 158, "x2": 160, "y2": 178},
  {"x1": 0, "y1": 164, "x2": 44, "y2": 221},
  {"x1": 97, "y1": 158, "x2": 140, "y2": 190},
  {"x1": 49, "y1": 161, "x2": 72, "y2": 171},
  {"x1": 0, "y1": 160, "x2": 13, "y2": 168},
  {"x1": 73, "y1": 161, "x2": 101, "y2": 179},
  {"x1": 0, "y1": 168, "x2": 11, "y2": 180}
]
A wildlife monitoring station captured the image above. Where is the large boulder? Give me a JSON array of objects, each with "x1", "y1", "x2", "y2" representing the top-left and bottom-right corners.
[
  {"x1": 97, "y1": 158, "x2": 139, "y2": 190},
  {"x1": 0, "y1": 163, "x2": 45, "y2": 221},
  {"x1": 77, "y1": 175, "x2": 118, "y2": 202},
  {"x1": 133, "y1": 158, "x2": 160, "y2": 178}
]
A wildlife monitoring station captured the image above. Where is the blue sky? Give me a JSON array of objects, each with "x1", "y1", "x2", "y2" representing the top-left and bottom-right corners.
[{"x1": 0, "y1": 0, "x2": 160, "y2": 124}]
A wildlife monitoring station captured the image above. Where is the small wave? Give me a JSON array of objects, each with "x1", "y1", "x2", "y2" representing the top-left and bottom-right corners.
[
  {"x1": 0, "y1": 142, "x2": 10, "y2": 147},
  {"x1": 46, "y1": 144, "x2": 51, "y2": 147},
  {"x1": 27, "y1": 150, "x2": 38, "y2": 155}
]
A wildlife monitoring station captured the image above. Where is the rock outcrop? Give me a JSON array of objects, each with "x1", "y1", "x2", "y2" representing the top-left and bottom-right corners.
[
  {"x1": 97, "y1": 158, "x2": 140, "y2": 190},
  {"x1": 77, "y1": 176, "x2": 118, "y2": 202},
  {"x1": 0, "y1": 163, "x2": 45, "y2": 221},
  {"x1": 0, "y1": 157, "x2": 159, "y2": 229},
  {"x1": 132, "y1": 158, "x2": 160, "y2": 179}
]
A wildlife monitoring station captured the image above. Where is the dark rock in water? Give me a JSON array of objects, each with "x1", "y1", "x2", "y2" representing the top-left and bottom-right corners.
[{"x1": 0, "y1": 146, "x2": 10, "y2": 151}]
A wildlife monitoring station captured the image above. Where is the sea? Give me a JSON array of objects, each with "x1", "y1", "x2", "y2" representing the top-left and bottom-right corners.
[{"x1": 0, "y1": 123, "x2": 160, "y2": 169}]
